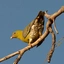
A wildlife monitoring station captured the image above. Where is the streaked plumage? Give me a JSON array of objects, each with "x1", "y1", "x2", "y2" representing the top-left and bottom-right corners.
[{"x1": 11, "y1": 11, "x2": 45, "y2": 47}]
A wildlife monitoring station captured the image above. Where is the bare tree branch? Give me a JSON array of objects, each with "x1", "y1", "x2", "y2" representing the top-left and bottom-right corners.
[
  {"x1": 47, "y1": 27, "x2": 56, "y2": 63},
  {"x1": 0, "y1": 6, "x2": 64, "y2": 64},
  {"x1": 45, "y1": 10, "x2": 59, "y2": 34}
]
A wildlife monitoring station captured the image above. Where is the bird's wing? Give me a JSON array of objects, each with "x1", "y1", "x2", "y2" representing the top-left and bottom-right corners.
[
  {"x1": 22, "y1": 11, "x2": 45, "y2": 38},
  {"x1": 22, "y1": 20, "x2": 35, "y2": 38}
]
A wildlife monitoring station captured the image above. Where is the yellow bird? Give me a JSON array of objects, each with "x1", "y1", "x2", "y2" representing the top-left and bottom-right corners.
[{"x1": 10, "y1": 11, "x2": 45, "y2": 47}]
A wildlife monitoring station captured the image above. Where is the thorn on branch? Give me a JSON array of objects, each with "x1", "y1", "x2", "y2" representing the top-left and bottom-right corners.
[{"x1": 53, "y1": 22, "x2": 59, "y2": 34}]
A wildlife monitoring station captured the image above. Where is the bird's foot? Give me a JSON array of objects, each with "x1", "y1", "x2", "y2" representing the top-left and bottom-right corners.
[{"x1": 28, "y1": 44, "x2": 32, "y2": 47}]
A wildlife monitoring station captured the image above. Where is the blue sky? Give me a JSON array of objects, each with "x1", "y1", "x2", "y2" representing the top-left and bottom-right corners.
[{"x1": 0, "y1": 0, "x2": 64, "y2": 64}]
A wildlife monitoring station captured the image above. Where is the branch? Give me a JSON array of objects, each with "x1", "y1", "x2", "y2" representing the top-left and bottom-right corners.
[
  {"x1": 0, "y1": 6, "x2": 64, "y2": 64},
  {"x1": 47, "y1": 27, "x2": 56, "y2": 63},
  {"x1": 44, "y1": 6, "x2": 64, "y2": 63},
  {"x1": 45, "y1": 10, "x2": 59, "y2": 34}
]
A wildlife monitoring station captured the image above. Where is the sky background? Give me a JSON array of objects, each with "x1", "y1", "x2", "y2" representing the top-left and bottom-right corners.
[{"x1": 0, "y1": 0, "x2": 64, "y2": 64}]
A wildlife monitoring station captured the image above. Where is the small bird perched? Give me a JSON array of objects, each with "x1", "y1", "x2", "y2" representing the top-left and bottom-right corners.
[{"x1": 10, "y1": 11, "x2": 45, "y2": 47}]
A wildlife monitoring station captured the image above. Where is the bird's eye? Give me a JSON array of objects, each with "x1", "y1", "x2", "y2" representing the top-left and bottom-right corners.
[{"x1": 13, "y1": 32, "x2": 16, "y2": 34}]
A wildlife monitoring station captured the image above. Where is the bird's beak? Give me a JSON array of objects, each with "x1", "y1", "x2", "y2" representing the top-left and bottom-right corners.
[
  {"x1": 10, "y1": 35, "x2": 14, "y2": 39},
  {"x1": 10, "y1": 36, "x2": 13, "y2": 39},
  {"x1": 10, "y1": 35, "x2": 16, "y2": 39}
]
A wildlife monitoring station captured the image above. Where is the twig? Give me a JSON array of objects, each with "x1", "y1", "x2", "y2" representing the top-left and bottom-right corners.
[{"x1": 47, "y1": 27, "x2": 56, "y2": 63}]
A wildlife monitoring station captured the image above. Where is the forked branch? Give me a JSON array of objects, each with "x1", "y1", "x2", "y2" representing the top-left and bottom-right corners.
[{"x1": 0, "y1": 6, "x2": 64, "y2": 64}]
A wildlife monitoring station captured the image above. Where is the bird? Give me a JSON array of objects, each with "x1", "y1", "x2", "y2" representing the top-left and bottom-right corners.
[{"x1": 10, "y1": 11, "x2": 45, "y2": 47}]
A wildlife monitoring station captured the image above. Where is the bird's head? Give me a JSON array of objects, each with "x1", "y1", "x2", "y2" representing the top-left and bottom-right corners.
[{"x1": 10, "y1": 30, "x2": 22, "y2": 39}]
